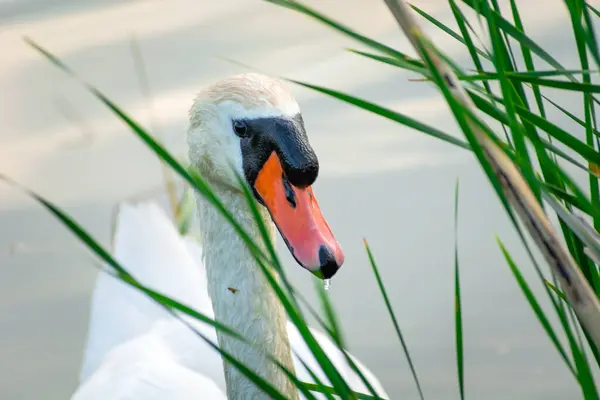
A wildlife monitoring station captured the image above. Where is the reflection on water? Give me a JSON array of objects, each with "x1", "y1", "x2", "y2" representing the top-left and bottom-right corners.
[{"x1": 0, "y1": 0, "x2": 593, "y2": 398}]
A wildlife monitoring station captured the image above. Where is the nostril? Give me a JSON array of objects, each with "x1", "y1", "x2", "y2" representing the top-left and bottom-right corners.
[
  {"x1": 286, "y1": 164, "x2": 318, "y2": 188},
  {"x1": 318, "y1": 245, "x2": 339, "y2": 279}
]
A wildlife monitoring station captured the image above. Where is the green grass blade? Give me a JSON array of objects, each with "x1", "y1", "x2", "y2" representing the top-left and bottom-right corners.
[
  {"x1": 508, "y1": 0, "x2": 547, "y2": 121},
  {"x1": 233, "y1": 176, "x2": 356, "y2": 396},
  {"x1": 407, "y1": 23, "x2": 577, "y2": 377},
  {"x1": 516, "y1": 107, "x2": 600, "y2": 166},
  {"x1": 465, "y1": 89, "x2": 600, "y2": 175},
  {"x1": 300, "y1": 383, "x2": 386, "y2": 400},
  {"x1": 449, "y1": 0, "x2": 513, "y2": 145},
  {"x1": 315, "y1": 284, "x2": 344, "y2": 346},
  {"x1": 488, "y1": 0, "x2": 518, "y2": 62},
  {"x1": 547, "y1": 193, "x2": 600, "y2": 294},
  {"x1": 546, "y1": 280, "x2": 568, "y2": 302},
  {"x1": 463, "y1": 0, "x2": 600, "y2": 143},
  {"x1": 232, "y1": 171, "x2": 289, "y2": 283},
  {"x1": 579, "y1": 1, "x2": 600, "y2": 70},
  {"x1": 288, "y1": 79, "x2": 470, "y2": 151},
  {"x1": 26, "y1": 37, "x2": 364, "y2": 398},
  {"x1": 541, "y1": 93, "x2": 600, "y2": 138},
  {"x1": 583, "y1": 326, "x2": 600, "y2": 370},
  {"x1": 543, "y1": 193, "x2": 600, "y2": 267},
  {"x1": 490, "y1": 24, "x2": 600, "y2": 302},
  {"x1": 563, "y1": 0, "x2": 600, "y2": 231},
  {"x1": 460, "y1": 70, "x2": 599, "y2": 81},
  {"x1": 483, "y1": 1, "x2": 537, "y2": 197},
  {"x1": 257, "y1": 248, "x2": 354, "y2": 396},
  {"x1": 496, "y1": 238, "x2": 576, "y2": 373},
  {"x1": 454, "y1": 180, "x2": 465, "y2": 400},
  {"x1": 129, "y1": 35, "x2": 180, "y2": 218},
  {"x1": 413, "y1": 37, "x2": 512, "y2": 216},
  {"x1": 227, "y1": 177, "x2": 335, "y2": 338},
  {"x1": 25, "y1": 38, "x2": 279, "y2": 267},
  {"x1": 541, "y1": 183, "x2": 594, "y2": 214},
  {"x1": 538, "y1": 138, "x2": 593, "y2": 174},
  {"x1": 231, "y1": 169, "x2": 354, "y2": 398},
  {"x1": 461, "y1": 0, "x2": 578, "y2": 81},
  {"x1": 363, "y1": 239, "x2": 424, "y2": 400},
  {"x1": 0, "y1": 175, "x2": 300, "y2": 399},
  {"x1": 236, "y1": 163, "x2": 358, "y2": 396},
  {"x1": 588, "y1": 2, "x2": 600, "y2": 19},
  {"x1": 314, "y1": 282, "x2": 382, "y2": 399},
  {"x1": 464, "y1": 0, "x2": 600, "y2": 114},
  {"x1": 211, "y1": 343, "x2": 295, "y2": 400},
  {"x1": 449, "y1": 0, "x2": 491, "y2": 64},
  {"x1": 297, "y1": 357, "x2": 336, "y2": 400},
  {"x1": 505, "y1": 76, "x2": 600, "y2": 93},
  {"x1": 235, "y1": 174, "x2": 355, "y2": 397},
  {"x1": 346, "y1": 48, "x2": 427, "y2": 75},
  {"x1": 235, "y1": 168, "x2": 377, "y2": 397},
  {"x1": 410, "y1": 3, "x2": 488, "y2": 59},
  {"x1": 263, "y1": 0, "x2": 412, "y2": 61},
  {"x1": 175, "y1": 188, "x2": 195, "y2": 235},
  {"x1": 468, "y1": 84, "x2": 600, "y2": 170},
  {"x1": 553, "y1": 167, "x2": 600, "y2": 223}
]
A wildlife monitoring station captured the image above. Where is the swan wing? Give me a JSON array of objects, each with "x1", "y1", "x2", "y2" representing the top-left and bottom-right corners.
[
  {"x1": 79, "y1": 200, "x2": 387, "y2": 398},
  {"x1": 73, "y1": 326, "x2": 226, "y2": 400},
  {"x1": 288, "y1": 323, "x2": 389, "y2": 399},
  {"x1": 79, "y1": 201, "x2": 211, "y2": 382}
]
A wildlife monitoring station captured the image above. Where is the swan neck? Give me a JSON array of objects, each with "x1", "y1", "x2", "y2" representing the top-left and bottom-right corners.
[{"x1": 195, "y1": 188, "x2": 298, "y2": 399}]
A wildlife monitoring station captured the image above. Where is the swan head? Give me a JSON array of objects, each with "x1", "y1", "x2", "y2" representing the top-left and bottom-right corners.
[{"x1": 187, "y1": 73, "x2": 344, "y2": 279}]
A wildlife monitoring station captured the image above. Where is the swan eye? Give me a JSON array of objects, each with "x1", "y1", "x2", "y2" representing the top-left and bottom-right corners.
[{"x1": 232, "y1": 120, "x2": 249, "y2": 138}]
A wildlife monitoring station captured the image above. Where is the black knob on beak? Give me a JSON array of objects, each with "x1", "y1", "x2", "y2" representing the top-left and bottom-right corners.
[{"x1": 318, "y1": 245, "x2": 340, "y2": 279}]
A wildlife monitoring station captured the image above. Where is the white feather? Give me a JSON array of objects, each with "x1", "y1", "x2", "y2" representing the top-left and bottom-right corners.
[{"x1": 74, "y1": 201, "x2": 388, "y2": 399}]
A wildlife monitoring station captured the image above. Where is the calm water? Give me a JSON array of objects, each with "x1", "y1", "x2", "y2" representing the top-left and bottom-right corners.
[{"x1": 0, "y1": 1, "x2": 597, "y2": 398}]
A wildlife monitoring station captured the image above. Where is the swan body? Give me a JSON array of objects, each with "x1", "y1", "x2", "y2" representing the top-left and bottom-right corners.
[
  {"x1": 73, "y1": 73, "x2": 388, "y2": 399},
  {"x1": 73, "y1": 203, "x2": 387, "y2": 399}
]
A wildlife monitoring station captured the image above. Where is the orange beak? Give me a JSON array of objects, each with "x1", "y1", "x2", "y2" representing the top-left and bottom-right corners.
[{"x1": 254, "y1": 152, "x2": 344, "y2": 279}]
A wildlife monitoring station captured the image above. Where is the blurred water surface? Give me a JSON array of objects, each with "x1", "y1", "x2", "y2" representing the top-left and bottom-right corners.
[{"x1": 0, "y1": 1, "x2": 598, "y2": 399}]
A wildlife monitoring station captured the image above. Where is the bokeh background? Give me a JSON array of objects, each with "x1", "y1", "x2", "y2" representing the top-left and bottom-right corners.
[{"x1": 1, "y1": 0, "x2": 597, "y2": 399}]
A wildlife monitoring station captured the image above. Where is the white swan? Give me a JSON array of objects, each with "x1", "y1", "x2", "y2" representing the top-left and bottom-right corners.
[{"x1": 73, "y1": 73, "x2": 388, "y2": 399}]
